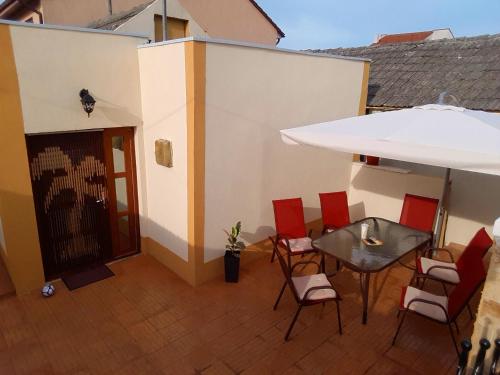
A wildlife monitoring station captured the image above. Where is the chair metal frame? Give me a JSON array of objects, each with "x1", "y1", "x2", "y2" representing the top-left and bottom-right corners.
[
  {"x1": 273, "y1": 247, "x2": 342, "y2": 341},
  {"x1": 392, "y1": 274, "x2": 486, "y2": 356},
  {"x1": 410, "y1": 228, "x2": 493, "y2": 319}
]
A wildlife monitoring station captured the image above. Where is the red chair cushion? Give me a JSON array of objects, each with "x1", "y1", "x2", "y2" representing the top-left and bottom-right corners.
[
  {"x1": 272, "y1": 198, "x2": 307, "y2": 239},
  {"x1": 399, "y1": 193, "x2": 439, "y2": 233},
  {"x1": 319, "y1": 191, "x2": 350, "y2": 229},
  {"x1": 456, "y1": 227, "x2": 493, "y2": 271}
]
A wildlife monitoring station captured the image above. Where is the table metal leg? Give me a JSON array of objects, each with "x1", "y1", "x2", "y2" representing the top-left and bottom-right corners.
[{"x1": 360, "y1": 272, "x2": 371, "y2": 324}]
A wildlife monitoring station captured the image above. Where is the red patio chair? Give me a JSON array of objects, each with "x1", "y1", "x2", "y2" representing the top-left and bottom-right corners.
[
  {"x1": 273, "y1": 246, "x2": 342, "y2": 340},
  {"x1": 415, "y1": 227, "x2": 492, "y2": 286},
  {"x1": 399, "y1": 193, "x2": 439, "y2": 235},
  {"x1": 399, "y1": 193, "x2": 439, "y2": 268},
  {"x1": 413, "y1": 227, "x2": 492, "y2": 316},
  {"x1": 319, "y1": 191, "x2": 351, "y2": 234},
  {"x1": 392, "y1": 257, "x2": 487, "y2": 355},
  {"x1": 270, "y1": 198, "x2": 316, "y2": 263}
]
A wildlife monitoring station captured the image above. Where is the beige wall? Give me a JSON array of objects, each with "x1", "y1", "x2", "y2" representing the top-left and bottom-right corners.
[
  {"x1": 116, "y1": 0, "x2": 206, "y2": 41},
  {"x1": 9, "y1": 25, "x2": 146, "y2": 134},
  {"x1": 446, "y1": 170, "x2": 500, "y2": 245},
  {"x1": 42, "y1": 0, "x2": 154, "y2": 26},
  {"x1": 348, "y1": 163, "x2": 444, "y2": 223},
  {"x1": 42, "y1": 0, "x2": 109, "y2": 26},
  {"x1": 179, "y1": 0, "x2": 280, "y2": 45},
  {"x1": 203, "y1": 43, "x2": 366, "y2": 262},
  {"x1": 137, "y1": 42, "x2": 189, "y2": 262}
]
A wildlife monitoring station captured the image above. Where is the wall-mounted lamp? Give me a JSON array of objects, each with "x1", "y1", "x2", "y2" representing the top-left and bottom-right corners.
[{"x1": 79, "y1": 89, "x2": 96, "y2": 117}]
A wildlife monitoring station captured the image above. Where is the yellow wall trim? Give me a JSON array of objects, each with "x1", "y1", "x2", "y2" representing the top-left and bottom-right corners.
[
  {"x1": 0, "y1": 24, "x2": 45, "y2": 294},
  {"x1": 141, "y1": 237, "x2": 194, "y2": 284},
  {"x1": 358, "y1": 61, "x2": 370, "y2": 116},
  {"x1": 353, "y1": 61, "x2": 370, "y2": 162},
  {"x1": 185, "y1": 41, "x2": 207, "y2": 285}
]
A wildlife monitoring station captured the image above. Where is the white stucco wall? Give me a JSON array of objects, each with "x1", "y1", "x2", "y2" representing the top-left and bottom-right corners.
[
  {"x1": 203, "y1": 43, "x2": 367, "y2": 262},
  {"x1": 138, "y1": 42, "x2": 189, "y2": 261},
  {"x1": 116, "y1": 0, "x2": 206, "y2": 41},
  {"x1": 9, "y1": 25, "x2": 146, "y2": 134}
]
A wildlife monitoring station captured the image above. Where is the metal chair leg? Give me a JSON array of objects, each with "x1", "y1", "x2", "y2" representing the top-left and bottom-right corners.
[
  {"x1": 448, "y1": 322, "x2": 460, "y2": 357},
  {"x1": 409, "y1": 271, "x2": 417, "y2": 287},
  {"x1": 454, "y1": 321, "x2": 460, "y2": 334},
  {"x1": 420, "y1": 278, "x2": 428, "y2": 291},
  {"x1": 441, "y1": 282, "x2": 449, "y2": 296},
  {"x1": 273, "y1": 281, "x2": 287, "y2": 310},
  {"x1": 392, "y1": 309, "x2": 409, "y2": 346},
  {"x1": 336, "y1": 300, "x2": 343, "y2": 335},
  {"x1": 271, "y1": 246, "x2": 277, "y2": 263},
  {"x1": 285, "y1": 305, "x2": 303, "y2": 341},
  {"x1": 466, "y1": 303, "x2": 473, "y2": 320}
]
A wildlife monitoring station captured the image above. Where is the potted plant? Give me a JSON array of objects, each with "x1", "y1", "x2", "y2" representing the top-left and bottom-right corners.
[{"x1": 224, "y1": 221, "x2": 245, "y2": 283}]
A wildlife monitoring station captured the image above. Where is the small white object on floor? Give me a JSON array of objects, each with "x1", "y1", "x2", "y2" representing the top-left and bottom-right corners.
[{"x1": 41, "y1": 282, "x2": 55, "y2": 297}]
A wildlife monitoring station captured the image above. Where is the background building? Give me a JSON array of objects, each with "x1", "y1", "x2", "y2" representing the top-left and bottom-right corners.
[{"x1": 0, "y1": 0, "x2": 285, "y2": 45}]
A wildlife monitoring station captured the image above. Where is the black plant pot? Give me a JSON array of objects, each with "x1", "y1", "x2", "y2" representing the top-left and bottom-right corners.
[{"x1": 224, "y1": 250, "x2": 240, "y2": 283}]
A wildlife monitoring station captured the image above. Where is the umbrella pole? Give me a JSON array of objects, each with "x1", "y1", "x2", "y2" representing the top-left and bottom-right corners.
[{"x1": 434, "y1": 168, "x2": 451, "y2": 248}]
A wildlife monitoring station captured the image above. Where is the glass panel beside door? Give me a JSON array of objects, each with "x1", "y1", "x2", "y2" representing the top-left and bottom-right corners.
[{"x1": 103, "y1": 127, "x2": 140, "y2": 259}]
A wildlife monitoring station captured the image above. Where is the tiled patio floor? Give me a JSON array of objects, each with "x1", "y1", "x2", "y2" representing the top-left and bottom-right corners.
[{"x1": 0, "y1": 250, "x2": 477, "y2": 374}]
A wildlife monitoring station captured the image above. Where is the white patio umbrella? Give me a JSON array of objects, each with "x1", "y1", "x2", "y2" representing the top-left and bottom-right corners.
[{"x1": 281, "y1": 104, "x2": 500, "y2": 245}]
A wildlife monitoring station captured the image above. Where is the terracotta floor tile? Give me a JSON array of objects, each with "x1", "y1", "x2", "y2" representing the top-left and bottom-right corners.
[{"x1": 0, "y1": 254, "x2": 467, "y2": 374}]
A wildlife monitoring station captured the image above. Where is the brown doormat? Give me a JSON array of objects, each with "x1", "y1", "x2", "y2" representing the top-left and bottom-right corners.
[{"x1": 62, "y1": 264, "x2": 114, "y2": 291}]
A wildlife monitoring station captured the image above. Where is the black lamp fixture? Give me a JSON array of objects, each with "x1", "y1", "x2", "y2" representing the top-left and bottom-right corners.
[{"x1": 79, "y1": 89, "x2": 96, "y2": 117}]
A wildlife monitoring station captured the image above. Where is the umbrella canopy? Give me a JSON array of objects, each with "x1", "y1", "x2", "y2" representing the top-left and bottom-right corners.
[{"x1": 281, "y1": 104, "x2": 500, "y2": 176}]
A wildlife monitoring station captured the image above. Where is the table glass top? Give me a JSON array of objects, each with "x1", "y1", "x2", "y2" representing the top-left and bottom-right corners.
[{"x1": 312, "y1": 217, "x2": 431, "y2": 272}]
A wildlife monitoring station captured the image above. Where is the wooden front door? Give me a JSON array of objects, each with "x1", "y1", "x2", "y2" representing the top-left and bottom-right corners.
[{"x1": 27, "y1": 128, "x2": 140, "y2": 280}]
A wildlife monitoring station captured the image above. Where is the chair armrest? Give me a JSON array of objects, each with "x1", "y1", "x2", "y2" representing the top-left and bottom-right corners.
[
  {"x1": 275, "y1": 235, "x2": 291, "y2": 251},
  {"x1": 425, "y1": 247, "x2": 455, "y2": 262},
  {"x1": 303, "y1": 285, "x2": 338, "y2": 301},
  {"x1": 291, "y1": 260, "x2": 321, "y2": 275},
  {"x1": 419, "y1": 264, "x2": 459, "y2": 281},
  {"x1": 405, "y1": 297, "x2": 449, "y2": 321}
]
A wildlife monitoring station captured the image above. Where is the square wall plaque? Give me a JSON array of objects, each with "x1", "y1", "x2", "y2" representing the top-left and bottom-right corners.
[{"x1": 155, "y1": 139, "x2": 173, "y2": 167}]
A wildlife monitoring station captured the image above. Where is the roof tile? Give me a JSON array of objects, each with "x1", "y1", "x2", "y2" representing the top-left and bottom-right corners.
[{"x1": 312, "y1": 34, "x2": 500, "y2": 111}]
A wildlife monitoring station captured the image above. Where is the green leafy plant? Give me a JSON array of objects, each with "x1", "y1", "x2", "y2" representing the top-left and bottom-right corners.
[{"x1": 224, "y1": 221, "x2": 246, "y2": 256}]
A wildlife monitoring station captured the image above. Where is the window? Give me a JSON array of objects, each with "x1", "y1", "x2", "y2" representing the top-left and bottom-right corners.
[{"x1": 154, "y1": 14, "x2": 188, "y2": 42}]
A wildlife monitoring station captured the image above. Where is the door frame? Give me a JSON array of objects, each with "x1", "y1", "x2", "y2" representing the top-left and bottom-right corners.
[{"x1": 103, "y1": 127, "x2": 141, "y2": 259}]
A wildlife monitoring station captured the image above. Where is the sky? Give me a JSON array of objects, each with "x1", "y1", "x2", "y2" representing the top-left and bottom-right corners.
[{"x1": 257, "y1": 0, "x2": 500, "y2": 50}]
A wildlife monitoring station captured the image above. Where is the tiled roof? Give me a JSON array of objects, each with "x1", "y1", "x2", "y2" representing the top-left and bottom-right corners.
[
  {"x1": 376, "y1": 31, "x2": 433, "y2": 45},
  {"x1": 88, "y1": 1, "x2": 155, "y2": 31},
  {"x1": 312, "y1": 34, "x2": 500, "y2": 111}
]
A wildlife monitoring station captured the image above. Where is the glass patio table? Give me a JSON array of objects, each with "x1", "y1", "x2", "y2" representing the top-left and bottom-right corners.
[{"x1": 312, "y1": 217, "x2": 432, "y2": 324}]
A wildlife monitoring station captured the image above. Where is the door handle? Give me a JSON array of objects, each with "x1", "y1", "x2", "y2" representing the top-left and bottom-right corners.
[{"x1": 96, "y1": 198, "x2": 107, "y2": 209}]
